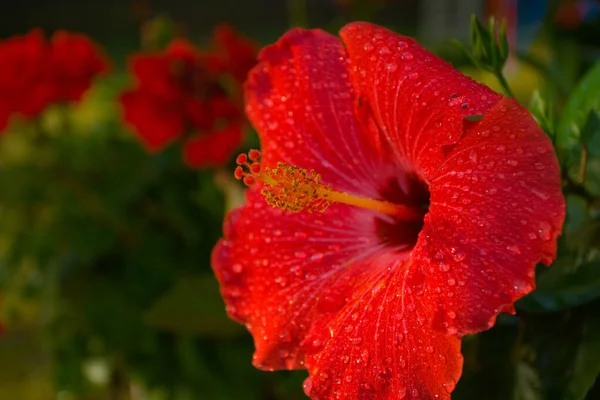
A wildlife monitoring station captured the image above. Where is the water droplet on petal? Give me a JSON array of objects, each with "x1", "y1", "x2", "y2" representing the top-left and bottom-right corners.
[
  {"x1": 379, "y1": 46, "x2": 391, "y2": 55},
  {"x1": 444, "y1": 378, "x2": 456, "y2": 393},
  {"x1": 411, "y1": 388, "x2": 419, "y2": 397},
  {"x1": 439, "y1": 263, "x2": 451, "y2": 272},
  {"x1": 295, "y1": 251, "x2": 307, "y2": 259},
  {"x1": 469, "y1": 151, "x2": 478, "y2": 163},
  {"x1": 534, "y1": 162, "x2": 545, "y2": 170},
  {"x1": 311, "y1": 253, "x2": 324, "y2": 262},
  {"x1": 364, "y1": 42, "x2": 374, "y2": 52},
  {"x1": 386, "y1": 63, "x2": 398, "y2": 72},
  {"x1": 401, "y1": 52, "x2": 414, "y2": 60},
  {"x1": 303, "y1": 377, "x2": 313, "y2": 396},
  {"x1": 538, "y1": 222, "x2": 552, "y2": 241},
  {"x1": 452, "y1": 250, "x2": 466, "y2": 262},
  {"x1": 425, "y1": 346, "x2": 434, "y2": 353},
  {"x1": 397, "y1": 41, "x2": 408, "y2": 50},
  {"x1": 507, "y1": 245, "x2": 521, "y2": 254},
  {"x1": 232, "y1": 263, "x2": 243, "y2": 274},
  {"x1": 399, "y1": 386, "x2": 407, "y2": 399}
]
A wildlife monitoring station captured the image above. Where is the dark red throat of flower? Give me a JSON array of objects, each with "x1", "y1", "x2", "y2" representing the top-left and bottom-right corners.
[{"x1": 234, "y1": 150, "x2": 427, "y2": 224}]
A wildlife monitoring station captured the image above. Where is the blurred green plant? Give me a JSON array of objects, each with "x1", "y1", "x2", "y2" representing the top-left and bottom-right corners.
[{"x1": 0, "y1": 7, "x2": 600, "y2": 400}]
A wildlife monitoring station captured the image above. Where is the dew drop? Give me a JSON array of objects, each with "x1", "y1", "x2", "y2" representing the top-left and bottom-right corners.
[
  {"x1": 232, "y1": 263, "x2": 243, "y2": 274},
  {"x1": 439, "y1": 263, "x2": 451, "y2": 272},
  {"x1": 469, "y1": 151, "x2": 478, "y2": 163},
  {"x1": 411, "y1": 389, "x2": 419, "y2": 397},
  {"x1": 447, "y1": 278, "x2": 456, "y2": 286},
  {"x1": 425, "y1": 346, "x2": 434, "y2": 353},
  {"x1": 294, "y1": 231, "x2": 307, "y2": 239},
  {"x1": 379, "y1": 46, "x2": 391, "y2": 55},
  {"x1": 444, "y1": 378, "x2": 456, "y2": 393},
  {"x1": 406, "y1": 303, "x2": 416, "y2": 312},
  {"x1": 507, "y1": 245, "x2": 521, "y2": 254},
  {"x1": 409, "y1": 72, "x2": 419, "y2": 80},
  {"x1": 303, "y1": 378, "x2": 313, "y2": 396},
  {"x1": 496, "y1": 144, "x2": 506, "y2": 153},
  {"x1": 447, "y1": 311, "x2": 456, "y2": 319},
  {"x1": 401, "y1": 52, "x2": 414, "y2": 60},
  {"x1": 399, "y1": 357, "x2": 407, "y2": 368},
  {"x1": 507, "y1": 159, "x2": 519, "y2": 166},
  {"x1": 363, "y1": 42, "x2": 375, "y2": 52},
  {"x1": 295, "y1": 251, "x2": 307, "y2": 259},
  {"x1": 452, "y1": 251, "x2": 466, "y2": 262},
  {"x1": 399, "y1": 387, "x2": 407, "y2": 399},
  {"x1": 310, "y1": 253, "x2": 324, "y2": 262},
  {"x1": 384, "y1": 62, "x2": 398, "y2": 73},
  {"x1": 538, "y1": 222, "x2": 552, "y2": 241},
  {"x1": 397, "y1": 41, "x2": 408, "y2": 50}
]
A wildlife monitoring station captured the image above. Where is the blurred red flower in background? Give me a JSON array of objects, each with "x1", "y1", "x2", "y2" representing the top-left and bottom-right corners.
[
  {"x1": 0, "y1": 29, "x2": 109, "y2": 133},
  {"x1": 120, "y1": 25, "x2": 257, "y2": 168},
  {"x1": 212, "y1": 23, "x2": 565, "y2": 399}
]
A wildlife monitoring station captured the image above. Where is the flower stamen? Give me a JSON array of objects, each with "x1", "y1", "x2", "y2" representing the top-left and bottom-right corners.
[{"x1": 235, "y1": 150, "x2": 425, "y2": 221}]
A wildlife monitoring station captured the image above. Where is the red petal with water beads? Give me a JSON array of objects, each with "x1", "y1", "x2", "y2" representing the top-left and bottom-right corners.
[
  {"x1": 214, "y1": 23, "x2": 565, "y2": 400},
  {"x1": 413, "y1": 98, "x2": 565, "y2": 335},
  {"x1": 340, "y1": 22, "x2": 502, "y2": 181},
  {"x1": 245, "y1": 28, "x2": 385, "y2": 195},
  {"x1": 340, "y1": 22, "x2": 565, "y2": 335},
  {"x1": 213, "y1": 189, "x2": 463, "y2": 399}
]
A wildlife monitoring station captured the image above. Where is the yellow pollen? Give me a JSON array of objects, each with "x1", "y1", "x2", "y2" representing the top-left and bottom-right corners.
[{"x1": 235, "y1": 150, "x2": 425, "y2": 221}]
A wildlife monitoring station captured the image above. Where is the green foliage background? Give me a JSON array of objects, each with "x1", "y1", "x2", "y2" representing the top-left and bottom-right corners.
[{"x1": 1, "y1": 1, "x2": 600, "y2": 399}]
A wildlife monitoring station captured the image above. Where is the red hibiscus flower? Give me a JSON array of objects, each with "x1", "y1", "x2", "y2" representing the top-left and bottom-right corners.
[
  {"x1": 212, "y1": 22, "x2": 565, "y2": 399},
  {"x1": 120, "y1": 25, "x2": 257, "y2": 168},
  {"x1": 0, "y1": 29, "x2": 108, "y2": 133},
  {"x1": 49, "y1": 31, "x2": 110, "y2": 103}
]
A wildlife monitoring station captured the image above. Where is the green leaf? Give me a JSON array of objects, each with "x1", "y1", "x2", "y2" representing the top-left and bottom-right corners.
[
  {"x1": 557, "y1": 60, "x2": 600, "y2": 155},
  {"x1": 520, "y1": 304, "x2": 600, "y2": 399},
  {"x1": 528, "y1": 90, "x2": 555, "y2": 138},
  {"x1": 513, "y1": 361, "x2": 543, "y2": 400},
  {"x1": 581, "y1": 110, "x2": 600, "y2": 147},
  {"x1": 144, "y1": 275, "x2": 244, "y2": 338},
  {"x1": 564, "y1": 312, "x2": 600, "y2": 400}
]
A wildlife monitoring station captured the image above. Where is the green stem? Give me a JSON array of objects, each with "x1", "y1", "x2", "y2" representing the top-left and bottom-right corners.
[{"x1": 494, "y1": 68, "x2": 516, "y2": 98}]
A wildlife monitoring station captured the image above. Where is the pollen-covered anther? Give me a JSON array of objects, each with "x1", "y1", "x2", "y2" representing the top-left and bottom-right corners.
[{"x1": 261, "y1": 163, "x2": 333, "y2": 214}]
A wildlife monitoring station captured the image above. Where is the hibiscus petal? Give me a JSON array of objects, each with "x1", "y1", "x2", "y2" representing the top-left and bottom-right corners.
[
  {"x1": 212, "y1": 190, "x2": 463, "y2": 398},
  {"x1": 413, "y1": 98, "x2": 565, "y2": 335},
  {"x1": 340, "y1": 22, "x2": 502, "y2": 181},
  {"x1": 244, "y1": 28, "x2": 386, "y2": 195}
]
